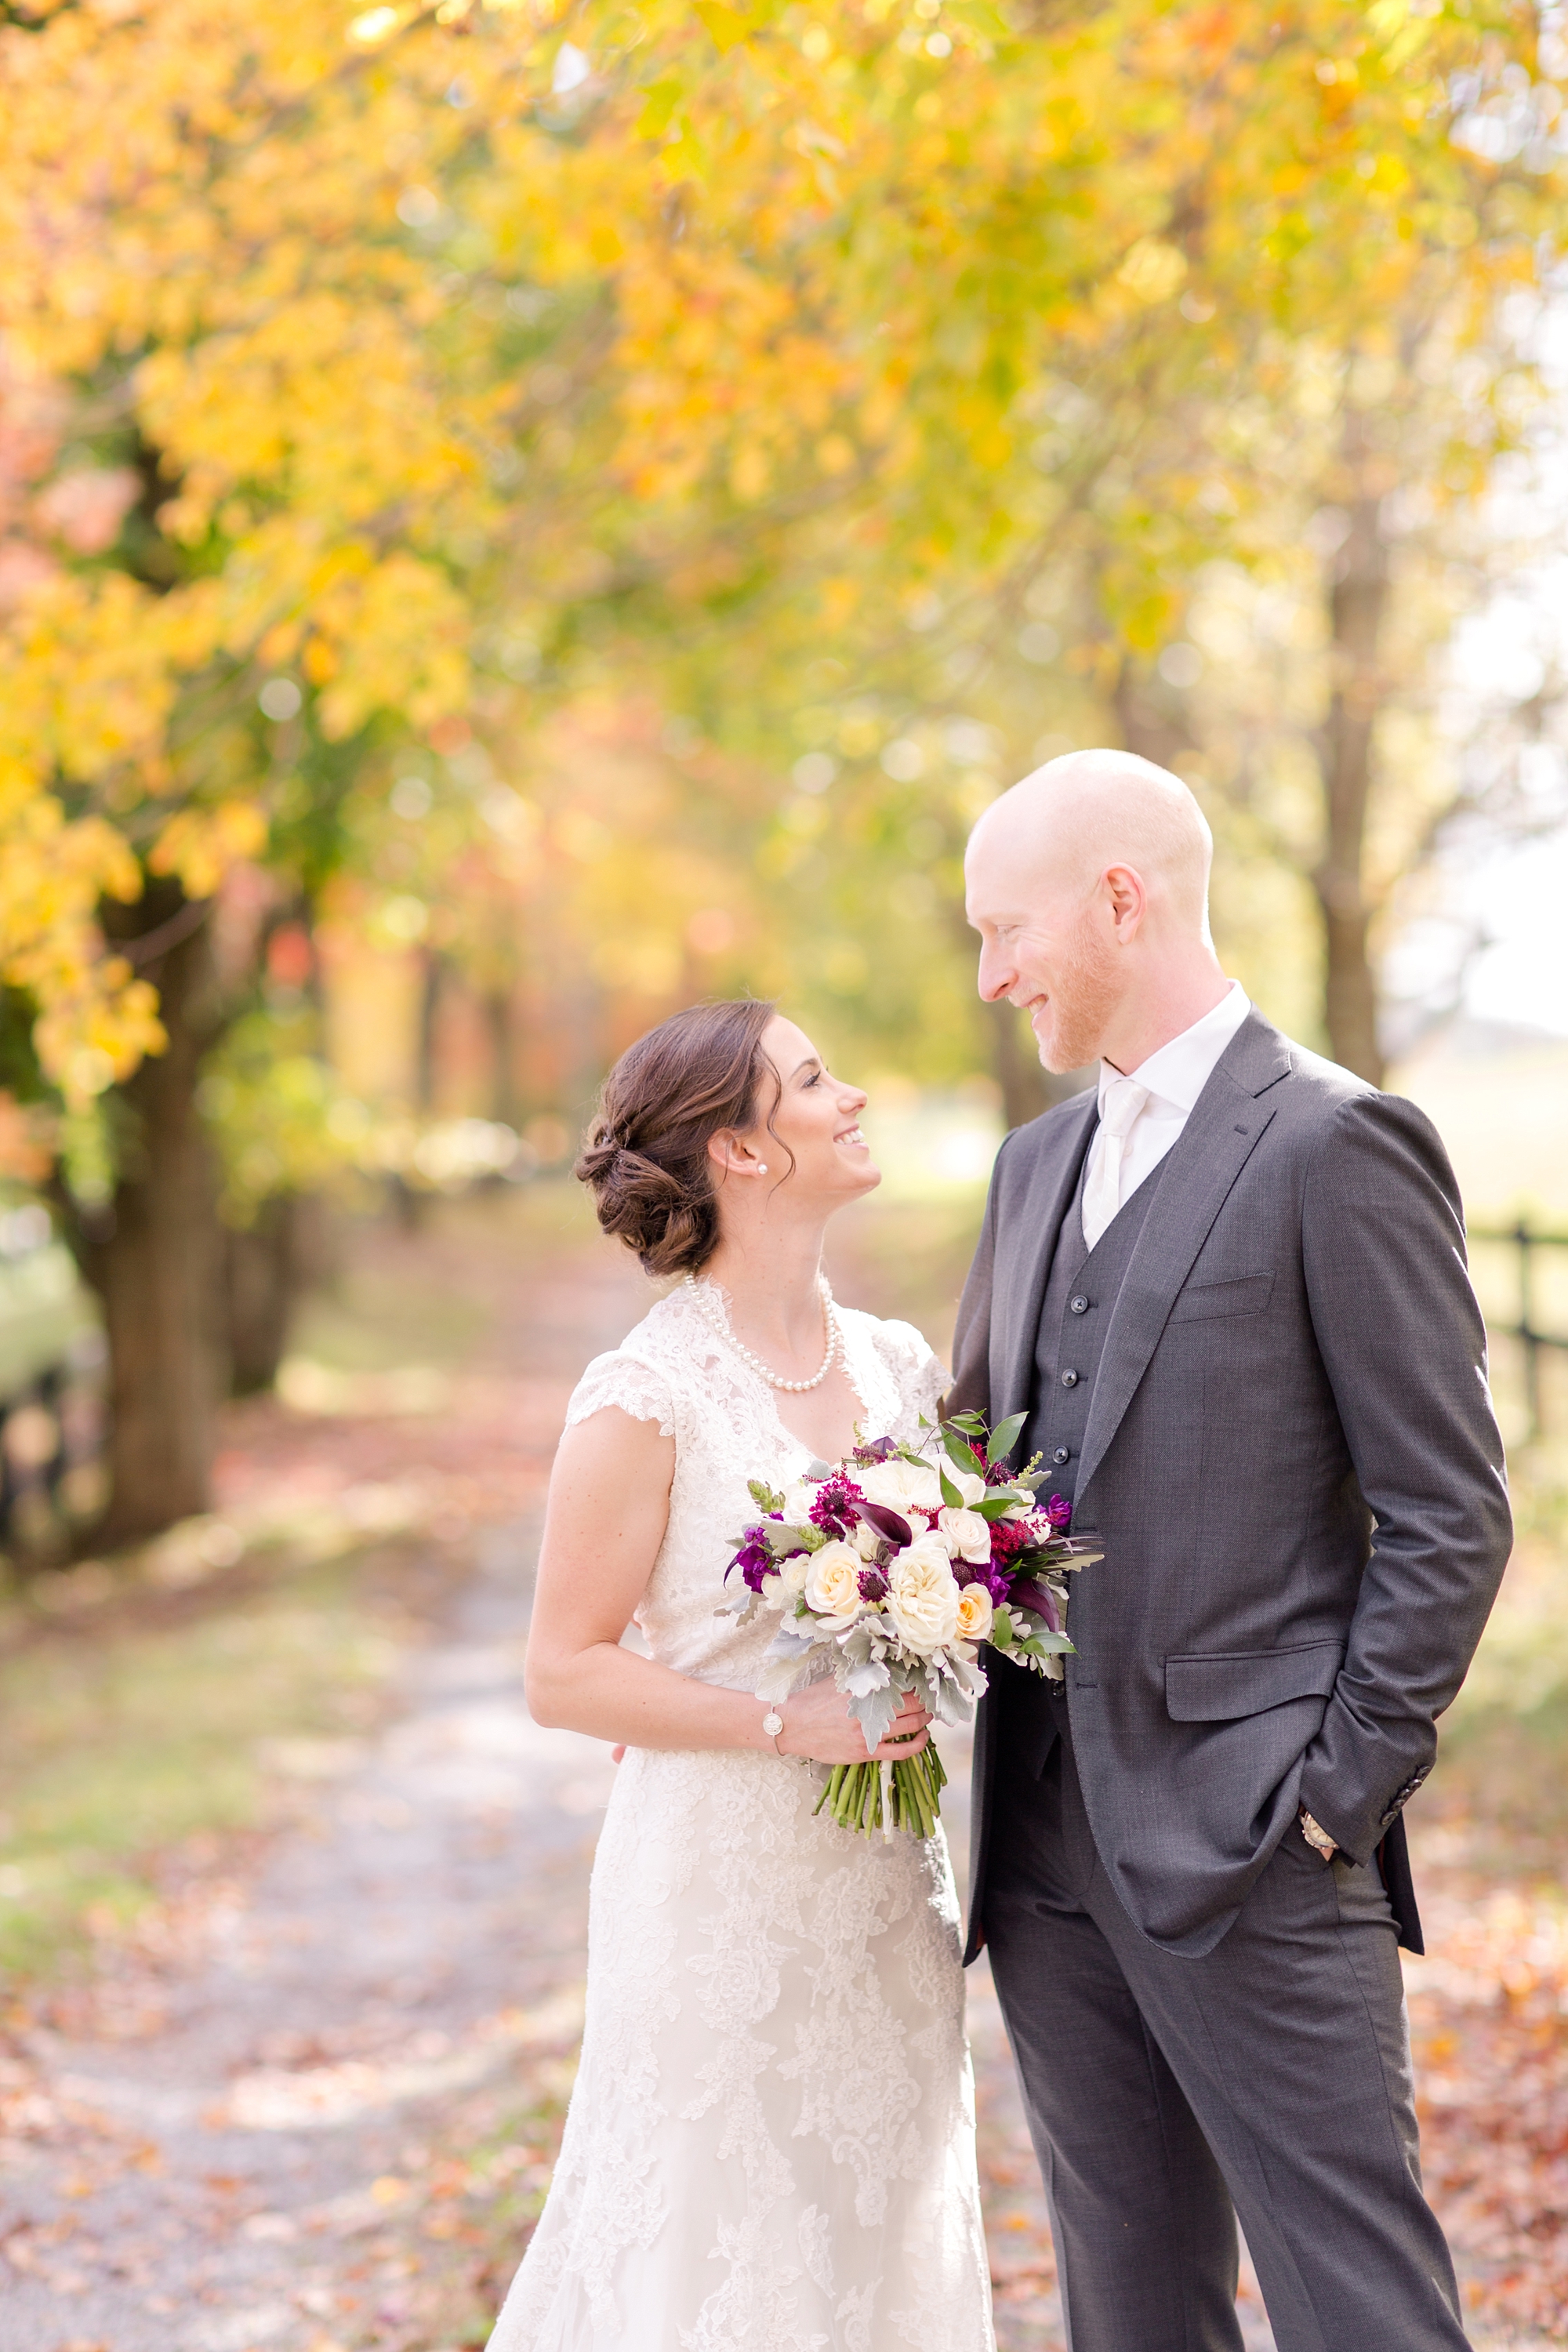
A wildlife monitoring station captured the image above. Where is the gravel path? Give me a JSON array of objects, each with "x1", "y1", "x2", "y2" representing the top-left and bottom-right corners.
[{"x1": 1, "y1": 1516, "x2": 613, "y2": 2352}]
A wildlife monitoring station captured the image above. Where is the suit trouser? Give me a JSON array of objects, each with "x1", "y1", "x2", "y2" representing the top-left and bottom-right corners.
[{"x1": 984, "y1": 1707, "x2": 1467, "y2": 2352}]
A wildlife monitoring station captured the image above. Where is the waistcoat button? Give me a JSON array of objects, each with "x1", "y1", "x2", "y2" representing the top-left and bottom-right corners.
[
  {"x1": 1051, "y1": 1446, "x2": 1071, "y2": 1465},
  {"x1": 1069, "y1": 1295, "x2": 1090, "y2": 1315},
  {"x1": 1061, "y1": 1369, "x2": 1079, "y2": 1388}
]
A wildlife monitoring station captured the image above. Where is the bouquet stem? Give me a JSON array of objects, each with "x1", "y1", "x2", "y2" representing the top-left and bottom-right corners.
[{"x1": 814, "y1": 1743, "x2": 949, "y2": 1839}]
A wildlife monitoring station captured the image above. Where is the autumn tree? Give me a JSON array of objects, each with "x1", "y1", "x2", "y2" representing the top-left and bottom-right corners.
[{"x1": 0, "y1": 0, "x2": 1562, "y2": 1539}]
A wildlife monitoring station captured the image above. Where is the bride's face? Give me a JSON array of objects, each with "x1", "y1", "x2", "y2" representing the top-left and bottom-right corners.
[{"x1": 730, "y1": 1016, "x2": 880, "y2": 1207}]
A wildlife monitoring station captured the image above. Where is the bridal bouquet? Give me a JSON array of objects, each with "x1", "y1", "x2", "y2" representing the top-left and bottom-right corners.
[{"x1": 720, "y1": 1412, "x2": 1101, "y2": 1838}]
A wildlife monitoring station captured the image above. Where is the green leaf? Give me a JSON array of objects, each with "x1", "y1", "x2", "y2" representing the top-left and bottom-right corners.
[
  {"x1": 985, "y1": 1410, "x2": 1027, "y2": 1465},
  {"x1": 975, "y1": 1492, "x2": 1022, "y2": 1521},
  {"x1": 938, "y1": 1462, "x2": 964, "y2": 1509},
  {"x1": 942, "y1": 1427, "x2": 985, "y2": 1479}
]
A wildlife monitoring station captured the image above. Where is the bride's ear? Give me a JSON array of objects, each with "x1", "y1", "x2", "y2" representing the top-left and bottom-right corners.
[{"x1": 708, "y1": 1130, "x2": 768, "y2": 1178}]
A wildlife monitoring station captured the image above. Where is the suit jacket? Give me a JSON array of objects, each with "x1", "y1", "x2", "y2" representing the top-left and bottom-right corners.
[{"x1": 951, "y1": 1009, "x2": 1511, "y2": 1963}]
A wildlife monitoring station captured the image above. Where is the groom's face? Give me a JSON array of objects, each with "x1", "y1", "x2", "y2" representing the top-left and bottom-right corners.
[{"x1": 966, "y1": 856, "x2": 1123, "y2": 1074}]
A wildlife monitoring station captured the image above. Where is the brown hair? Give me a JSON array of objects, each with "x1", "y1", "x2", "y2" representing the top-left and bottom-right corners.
[{"x1": 575, "y1": 1000, "x2": 782, "y2": 1276}]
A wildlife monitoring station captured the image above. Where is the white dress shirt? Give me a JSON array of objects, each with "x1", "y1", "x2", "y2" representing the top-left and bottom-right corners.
[{"x1": 1081, "y1": 981, "x2": 1251, "y2": 1249}]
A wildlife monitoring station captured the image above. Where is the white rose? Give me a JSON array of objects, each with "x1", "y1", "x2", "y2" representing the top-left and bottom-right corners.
[
  {"x1": 851, "y1": 1518, "x2": 884, "y2": 1562},
  {"x1": 779, "y1": 1480, "x2": 820, "y2": 1526},
  {"x1": 954, "y1": 1581, "x2": 994, "y2": 1642},
  {"x1": 779, "y1": 1552, "x2": 811, "y2": 1595},
  {"x1": 760, "y1": 1571, "x2": 786, "y2": 1608},
  {"x1": 805, "y1": 1540, "x2": 864, "y2": 1621},
  {"x1": 856, "y1": 1457, "x2": 944, "y2": 1516},
  {"x1": 885, "y1": 1532, "x2": 960, "y2": 1655},
  {"x1": 937, "y1": 1505, "x2": 993, "y2": 1564}
]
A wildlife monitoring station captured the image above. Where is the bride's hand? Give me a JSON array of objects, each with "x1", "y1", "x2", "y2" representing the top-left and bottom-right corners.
[{"x1": 776, "y1": 1679, "x2": 932, "y2": 1764}]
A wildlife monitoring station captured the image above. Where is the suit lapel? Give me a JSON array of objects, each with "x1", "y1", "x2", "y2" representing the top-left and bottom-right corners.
[
  {"x1": 992, "y1": 1089, "x2": 1098, "y2": 1419},
  {"x1": 1074, "y1": 1013, "x2": 1292, "y2": 1505}
]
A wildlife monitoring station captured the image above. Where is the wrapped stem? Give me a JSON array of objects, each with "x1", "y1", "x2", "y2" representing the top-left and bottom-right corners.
[{"x1": 811, "y1": 1742, "x2": 949, "y2": 1839}]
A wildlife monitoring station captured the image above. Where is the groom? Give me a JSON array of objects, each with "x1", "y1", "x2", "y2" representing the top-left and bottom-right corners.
[{"x1": 950, "y1": 750, "x2": 1510, "y2": 2350}]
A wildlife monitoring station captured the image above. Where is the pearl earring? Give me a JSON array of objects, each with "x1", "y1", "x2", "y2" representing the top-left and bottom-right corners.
[{"x1": 757, "y1": 1163, "x2": 768, "y2": 1174}]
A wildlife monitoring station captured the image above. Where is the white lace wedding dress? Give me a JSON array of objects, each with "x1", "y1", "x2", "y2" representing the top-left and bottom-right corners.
[{"x1": 489, "y1": 1282, "x2": 994, "y2": 2352}]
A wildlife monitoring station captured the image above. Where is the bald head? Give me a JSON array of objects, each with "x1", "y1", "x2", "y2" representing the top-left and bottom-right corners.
[
  {"x1": 964, "y1": 749, "x2": 1229, "y2": 1075},
  {"x1": 968, "y1": 749, "x2": 1214, "y2": 937}
]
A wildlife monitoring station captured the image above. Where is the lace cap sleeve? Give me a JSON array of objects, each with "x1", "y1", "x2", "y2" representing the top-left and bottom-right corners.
[
  {"x1": 564, "y1": 1349, "x2": 677, "y2": 1439},
  {"x1": 866, "y1": 1316, "x2": 949, "y2": 1432}
]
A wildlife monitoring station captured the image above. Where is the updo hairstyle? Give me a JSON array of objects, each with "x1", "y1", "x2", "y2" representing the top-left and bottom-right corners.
[{"x1": 575, "y1": 999, "x2": 782, "y2": 1276}]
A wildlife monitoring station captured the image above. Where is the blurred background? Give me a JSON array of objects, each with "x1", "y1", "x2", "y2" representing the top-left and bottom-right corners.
[{"x1": 0, "y1": 1, "x2": 1566, "y2": 2347}]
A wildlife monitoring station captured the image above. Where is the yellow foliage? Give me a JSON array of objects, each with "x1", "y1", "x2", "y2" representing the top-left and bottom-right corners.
[{"x1": 0, "y1": 0, "x2": 1557, "y2": 1115}]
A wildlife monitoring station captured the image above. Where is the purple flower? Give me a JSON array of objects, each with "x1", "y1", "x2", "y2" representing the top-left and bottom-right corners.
[
  {"x1": 953, "y1": 1559, "x2": 1010, "y2": 1604},
  {"x1": 728, "y1": 1524, "x2": 776, "y2": 1592},
  {"x1": 854, "y1": 1435, "x2": 899, "y2": 1462},
  {"x1": 1044, "y1": 1492, "x2": 1073, "y2": 1532},
  {"x1": 809, "y1": 1472, "x2": 865, "y2": 1541},
  {"x1": 857, "y1": 1564, "x2": 889, "y2": 1602}
]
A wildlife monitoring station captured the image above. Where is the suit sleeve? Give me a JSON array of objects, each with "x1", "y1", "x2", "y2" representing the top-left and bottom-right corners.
[
  {"x1": 944, "y1": 1134, "x2": 1008, "y2": 1421},
  {"x1": 1297, "y1": 1091, "x2": 1512, "y2": 1862}
]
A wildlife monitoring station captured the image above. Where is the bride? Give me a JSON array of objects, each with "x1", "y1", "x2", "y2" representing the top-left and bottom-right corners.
[{"x1": 488, "y1": 999, "x2": 994, "y2": 2352}]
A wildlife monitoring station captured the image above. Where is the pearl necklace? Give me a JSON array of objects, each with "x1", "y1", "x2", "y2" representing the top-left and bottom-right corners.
[{"x1": 683, "y1": 1273, "x2": 842, "y2": 1392}]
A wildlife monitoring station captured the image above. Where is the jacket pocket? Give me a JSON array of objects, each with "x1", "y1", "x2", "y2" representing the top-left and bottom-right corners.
[
  {"x1": 1164, "y1": 1639, "x2": 1344, "y2": 1723},
  {"x1": 1167, "y1": 1269, "x2": 1274, "y2": 1323}
]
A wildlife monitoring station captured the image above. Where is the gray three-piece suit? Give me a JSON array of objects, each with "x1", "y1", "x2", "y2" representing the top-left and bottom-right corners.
[{"x1": 949, "y1": 1008, "x2": 1512, "y2": 2350}]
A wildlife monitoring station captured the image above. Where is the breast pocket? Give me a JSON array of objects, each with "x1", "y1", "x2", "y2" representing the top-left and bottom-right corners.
[{"x1": 1167, "y1": 1269, "x2": 1274, "y2": 1323}]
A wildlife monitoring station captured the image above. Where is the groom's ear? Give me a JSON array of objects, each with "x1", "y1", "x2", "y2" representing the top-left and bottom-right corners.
[{"x1": 1104, "y1": 862, "x2": 1148, "y2": 941}]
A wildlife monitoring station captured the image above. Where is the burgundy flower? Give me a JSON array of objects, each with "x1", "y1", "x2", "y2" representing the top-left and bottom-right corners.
[
  {"x1": 857, "y1": 1564, "x2": 889, "y2": 1602},
  {"x1": 1044, "y1": 1492, "x2": 1073, "y2": 1532},
  {"x1": 989, "y1": 1516, "x2": 1029, "y2": 1566},
  {"x1": 809, "y1": 1472, "x2": 864, "y2": 1541},
  {"x1": 1010, "y1": 1576, "x2": 1062, "y2": 1632}
]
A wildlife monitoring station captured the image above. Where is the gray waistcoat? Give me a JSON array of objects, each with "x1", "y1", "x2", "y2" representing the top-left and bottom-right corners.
[
  {"x1": 1003, "y1": 1145, "x2": 1167, "y2": 1776},
  {"x1": 1024, "y1": 1143, "x2": 1167, "y2": 1516}
]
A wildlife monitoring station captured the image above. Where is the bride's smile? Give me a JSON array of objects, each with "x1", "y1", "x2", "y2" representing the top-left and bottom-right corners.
[{"x1": 716, "y1": 1015, "x2": 882, "y2": 1213}]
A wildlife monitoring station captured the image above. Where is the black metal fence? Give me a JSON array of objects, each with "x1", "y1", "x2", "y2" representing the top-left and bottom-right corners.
[{"x1": 1470, "y1": 1221, "x2": 1568, "y2": 1442}]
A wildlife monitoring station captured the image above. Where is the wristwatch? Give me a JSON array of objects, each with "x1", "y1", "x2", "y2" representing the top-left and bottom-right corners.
[{"x1": 1299, "y1": 1806, "x2": 1338, "y2": 1860}]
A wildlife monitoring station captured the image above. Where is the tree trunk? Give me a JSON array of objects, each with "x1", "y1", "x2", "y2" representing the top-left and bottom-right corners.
[
  {"x1": 1112, "y1": 662, "x2": 1186, "y2": 773},
  {"x1": 485, "y1": 987, "x2": 518, "y2": 1125},
  {"x1": 416, "y1": 949, "x2": 441, "y2": 1111},
  {"x1": 1312, "y1": 451, "x2": 1389, "y2": 1085},
  {"x1": 223, "y1": 1195, "x2": 299, "y2": 1396},
  {"x1": 78, "y1": 883, "x2": 225, "y2": 1545},
  {"x1": 989, "y1": 1001, "x2": 1092, "y2": 1129}
]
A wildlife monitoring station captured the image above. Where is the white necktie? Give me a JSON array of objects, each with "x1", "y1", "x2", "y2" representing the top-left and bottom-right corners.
[{"x1": 1082, "y1": 1077, "x2": 1151, "y2": 1252}]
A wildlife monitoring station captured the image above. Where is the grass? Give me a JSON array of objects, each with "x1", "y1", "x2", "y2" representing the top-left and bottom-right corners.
[{"x1": 0, "y1": 1554, "x2": 402, "y2": 1980}]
